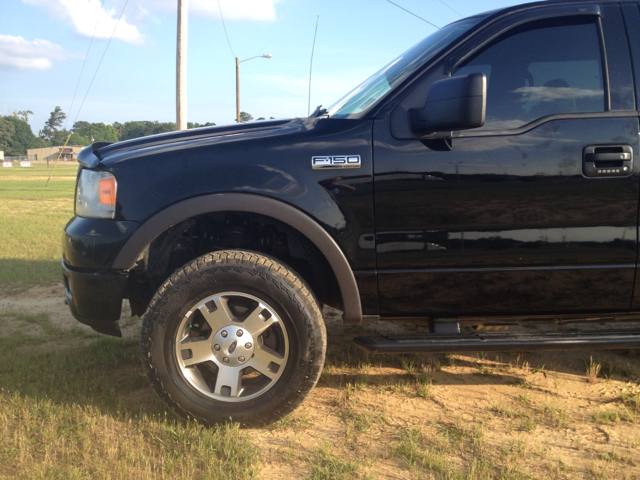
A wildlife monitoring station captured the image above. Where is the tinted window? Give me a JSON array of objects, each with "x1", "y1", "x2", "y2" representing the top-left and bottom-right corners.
[{"x1": 453, "y1": 17, "x2": 605, "y2": 130}]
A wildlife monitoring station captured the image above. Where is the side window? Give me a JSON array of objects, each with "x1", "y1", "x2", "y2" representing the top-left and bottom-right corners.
[{"x1": 453, "y1": 17, "x2": 605, "y2": 130}]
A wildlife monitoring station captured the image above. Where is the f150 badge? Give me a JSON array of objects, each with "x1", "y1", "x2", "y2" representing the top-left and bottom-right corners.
[{"x1": 312, "y1": 155, "x2": 361, "y2": 170}]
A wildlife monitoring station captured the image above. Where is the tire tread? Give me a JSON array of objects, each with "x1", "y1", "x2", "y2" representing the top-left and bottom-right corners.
[{"x1": 140, "y1": 249, "x2": 326, "y2": 425}]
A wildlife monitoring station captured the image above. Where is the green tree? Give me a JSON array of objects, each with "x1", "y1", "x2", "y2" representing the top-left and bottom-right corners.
[
  {"x1": 47, "y1": 129, "x2": 90, "y2": 147},
  {"x1": 239, "y1": 112, "x2": 253, "y2": 122},
  {"x1": 42, "y1": 106, "x2": 66, "y2": 140},
  {"x1": 117, "y1": 121, "x2": 176, "y2": 141},
  {"x1": 0, "y1": 117, "x2": 16, "y2": 153},
  {"x1": 50, "y1": 129, "x2": 71, "y2": 146},
  {"x1": 188, "y1": 122, "x2": 216, "y2": 129},
  {"x1": 72, "y1": 121, "x2": 90, "y2": 132},
  {"x1": 69, "y1": 132, "x2": 91, "y2": 146},
  {"x1": 112, "y1": 122, "x2": 125, "y2": 140},
  {"x1": 7, "y1": 109, "x2": 34, "y2": 123},
  {"x1": 18, "y1": 110, "x2": 33, "y2": 122},
  {"x1": 72, "y1": 122, "x2": 118, "y2": 143},
  {"x1": 2, "y1": 116, "x2": 48, "y2": 155}
]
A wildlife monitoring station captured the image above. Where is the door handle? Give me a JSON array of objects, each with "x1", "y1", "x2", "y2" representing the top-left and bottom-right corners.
[
  {"x1": 584, "y1": 152, "x2": 632, "y2": 162},
  {"x1": 583, "y1": 145, "x2": 633, "y2": 178}
]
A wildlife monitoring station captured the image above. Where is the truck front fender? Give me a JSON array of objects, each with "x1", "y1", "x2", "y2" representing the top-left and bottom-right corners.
[{"x1": 112, "y1": 193, "x2": 362, "y2": 324}]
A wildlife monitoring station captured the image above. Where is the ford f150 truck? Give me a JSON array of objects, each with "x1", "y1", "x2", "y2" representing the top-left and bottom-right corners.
[{"x1": 63, "y1": 0, "x2": 640, "y2": 424}]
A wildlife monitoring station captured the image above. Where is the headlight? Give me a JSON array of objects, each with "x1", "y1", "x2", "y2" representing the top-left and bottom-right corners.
[{"x1": 75, "y1": 170, "x2": 117, "y2": 219}]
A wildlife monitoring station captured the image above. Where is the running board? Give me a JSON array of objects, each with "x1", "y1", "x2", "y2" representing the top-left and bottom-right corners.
[{"x1": 353, "y1": 330, "x2": 640, "y2": 354}]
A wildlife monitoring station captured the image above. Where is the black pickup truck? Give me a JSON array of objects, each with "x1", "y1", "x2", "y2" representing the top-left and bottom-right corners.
[{"x1": 63, "y1": 0, "x2": 640, "y2": 424}]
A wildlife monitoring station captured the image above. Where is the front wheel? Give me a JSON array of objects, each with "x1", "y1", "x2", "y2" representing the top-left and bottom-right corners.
[{"x1": 140, "y1": 250, "x2": 326, "y2": 425}]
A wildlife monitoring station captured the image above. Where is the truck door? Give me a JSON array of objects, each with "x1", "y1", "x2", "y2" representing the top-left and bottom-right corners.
[
  {"x1": 373, "y1": 4, "x2": 639, "y2": 318},
  {"x1": 621, "y1": 2, "x2": 640, "y2": 311}
]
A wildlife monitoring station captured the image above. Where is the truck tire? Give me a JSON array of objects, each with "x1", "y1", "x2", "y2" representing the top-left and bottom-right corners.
[{"x1": 140, "y1": 250, "x2": 326, "y2": 425}]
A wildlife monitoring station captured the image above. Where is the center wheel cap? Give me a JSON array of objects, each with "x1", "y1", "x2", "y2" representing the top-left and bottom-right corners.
[{"x1": 212, "y1": 326, "x2": 255, "y2": 367}]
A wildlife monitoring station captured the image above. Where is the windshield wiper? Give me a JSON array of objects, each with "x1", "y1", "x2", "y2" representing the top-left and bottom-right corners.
[{"x1": 310, "y1": 105, "x2": 328, "y2": 118}]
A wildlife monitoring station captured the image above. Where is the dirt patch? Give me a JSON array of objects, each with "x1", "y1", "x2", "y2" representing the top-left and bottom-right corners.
[
  {"x1": 0, "y1": 283, "x2": 143, "y2": 339},
  {"x1": 1, "y1": 284, "x2": 639, "y2": 478},
  {"x1": 0, "y1": 283, "x2": 84, "y2": 329}
]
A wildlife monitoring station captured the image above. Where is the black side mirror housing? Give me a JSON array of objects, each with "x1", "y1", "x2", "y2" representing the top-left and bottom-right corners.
[{"x1": 410, "y1": 73, "x2": 486, "y2": 135}]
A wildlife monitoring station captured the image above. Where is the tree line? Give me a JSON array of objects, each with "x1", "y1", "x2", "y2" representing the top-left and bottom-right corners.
[{"x1": 0, "y1": 106, "x2": 221, "y2": 156}]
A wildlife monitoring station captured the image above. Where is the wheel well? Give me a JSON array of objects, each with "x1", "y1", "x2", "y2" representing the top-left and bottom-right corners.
[{"x1": 126, "y1": 211, "x2": 342, "y2": 317}]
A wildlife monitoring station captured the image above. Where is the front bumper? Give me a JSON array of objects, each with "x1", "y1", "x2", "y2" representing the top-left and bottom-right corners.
[
  {"x1": 63, "y1": 261, "x2": 128, "y2": 336},
  {"x1": 63, "y1": 216, "x2": 140, "y2": 337}
]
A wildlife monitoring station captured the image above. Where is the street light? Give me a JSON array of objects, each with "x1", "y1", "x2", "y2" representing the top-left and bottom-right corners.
[{"x1": 236, "y1": 54, "x2": 272, "y2": 123}]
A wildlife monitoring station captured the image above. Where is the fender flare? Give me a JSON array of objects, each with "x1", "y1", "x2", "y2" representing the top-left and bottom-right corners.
[{"x1": 113, "y1": 193, "x2": 362, "y2": 324}]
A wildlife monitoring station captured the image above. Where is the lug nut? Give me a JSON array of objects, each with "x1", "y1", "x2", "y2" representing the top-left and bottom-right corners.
[
  {"x1": 214, "y1": 344, "x2": 220, "y2": 351},
  {"x1": 221, "y1": 330, "x2": 228, "y2": 338},
  {"x1": 223, "y1": 357, "x2": 229, "y2": 363},
  {"x1": 237, "y1": 329, "x2": 243, "y2": 337},
  {"x1": 245, "y1": 342, "x2": 252, "y2": 349},
  {"x1": 239, "y1": 356, "x2": 245, "y2": 362}
]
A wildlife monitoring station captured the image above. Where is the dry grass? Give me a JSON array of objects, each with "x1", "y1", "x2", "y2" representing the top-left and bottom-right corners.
[
  {"x1": 0, "y1": 393, "x2": 259, "y2": 480},
  {"x1": 2, "y1": 162, "x2": 640, "y2": 479},
  {"x1": 2, "y1": 299, "x2": 640, "y2": 479},
  {"x1": 586, "y1": 356, "x2": 602, "y2": 383},
  {"x1": 0, "y1": 309, "x2": 260, "y2": 479}
]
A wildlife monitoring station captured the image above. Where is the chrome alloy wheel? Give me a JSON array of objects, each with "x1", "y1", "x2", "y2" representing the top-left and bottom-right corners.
[{"x1": 174, "y1": 292, "x2": 289, "y2": 402}]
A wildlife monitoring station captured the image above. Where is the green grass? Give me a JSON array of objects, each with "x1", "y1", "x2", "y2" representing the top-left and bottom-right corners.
[
  {"x1": 393, "y1": 423, "x2": 538, "y2": 480},
  {"x1": 594, "y1": 406, "x2": 637, "y2": 425},
  {"x1": 0, "y1": 163, "x2": 77, "y2": 289},
  {"x1": 0, "y1": 309, "x2": 260, "y2": 479},
  {"x1": 308, "y1": 443, "x2": 366, "y2": 480}
]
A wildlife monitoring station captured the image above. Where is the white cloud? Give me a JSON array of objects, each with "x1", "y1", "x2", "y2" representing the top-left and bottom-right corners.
[
  {"x1": 0, "y1": 35, "x2": 72, "y2": 70},
  {"x1": 23, "y1": 0, "x2": 146, "y2": 45},
  {"x1": 138, "y1": 0, "x2": 278, "y2": 21}
]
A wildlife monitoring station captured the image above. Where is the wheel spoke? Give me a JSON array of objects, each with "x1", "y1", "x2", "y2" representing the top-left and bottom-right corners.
[
  {"x1": 181, "y1": 339, "x2": 214, "y2": 367},
  {"x1": 197, "y1": 296, "x2": 235, "y2": 330},
  {"x1": 247, "y1": 344, "x2": 284, "y2": 379},
  {"x1": 242, "y1": 305, "x2": 277, "y2": 337},
  {"x1": 175, "y1": 290, "x2": 290, "y2": 402},
  {"x1": 214, "y1": 365, "x2": 244, "y2": 397}
]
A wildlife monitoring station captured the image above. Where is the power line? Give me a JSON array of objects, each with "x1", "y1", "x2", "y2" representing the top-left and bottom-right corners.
[
  {"x1": 64, "y1": 0, "x2": 106, "y2": 131},
  {"x1": 437, "y1": 0, "x2": 463, "y2": 18},
  {"x1": 73, "y1": 0, "x2": 130, "y2": 125},
  {"x1": 386, "y1": 0, "x2": 440, "y2": 29},
  {"x1": 308, "y1": 15, "x2": 319, "y2": 116},
  {"x1": 218, "y1": 0, "x2": 235, "y2": 59}
]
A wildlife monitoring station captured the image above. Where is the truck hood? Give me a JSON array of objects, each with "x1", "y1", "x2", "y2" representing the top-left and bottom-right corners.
[{"x1": 78, "y1": 118, "x2": 294, "y2": 168}]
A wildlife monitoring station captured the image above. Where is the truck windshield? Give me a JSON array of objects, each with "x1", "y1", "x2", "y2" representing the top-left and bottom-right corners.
[{"x1": 326, "y1": 16, "x2": 484, "y2": 118}]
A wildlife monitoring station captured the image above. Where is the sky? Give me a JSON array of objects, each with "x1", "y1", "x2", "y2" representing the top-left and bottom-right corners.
[{"x1": 0, "y1": 0, "x2": 528, "y2": 134}]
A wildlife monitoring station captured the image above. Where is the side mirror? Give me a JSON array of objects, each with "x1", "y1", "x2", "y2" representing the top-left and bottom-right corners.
[{"x1": 410, "y1": 73, "x2": 486, "y2": 135}]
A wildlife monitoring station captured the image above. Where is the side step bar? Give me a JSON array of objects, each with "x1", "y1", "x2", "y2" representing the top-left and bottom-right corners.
[{"x1": 353, "y1": 330, "x2": 640, "y2": 354}]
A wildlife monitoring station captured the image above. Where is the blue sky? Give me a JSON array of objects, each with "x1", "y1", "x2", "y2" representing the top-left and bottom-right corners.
[{"x1": 0, "y1": 0, "x2": 527, "y2": 134}]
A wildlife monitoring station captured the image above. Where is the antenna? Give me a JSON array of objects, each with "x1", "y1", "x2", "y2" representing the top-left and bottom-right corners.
[{"x1": 308, "y1": 15, "x2": 319, "y2": 116}]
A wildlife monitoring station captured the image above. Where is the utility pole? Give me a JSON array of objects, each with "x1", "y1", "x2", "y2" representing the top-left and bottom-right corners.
[
  {"x1": 236, "y1": 57, "x2": 240, "y2": 123},
  {"x1": 176, "y1": 0, "x2": 188, "y2": 130}
]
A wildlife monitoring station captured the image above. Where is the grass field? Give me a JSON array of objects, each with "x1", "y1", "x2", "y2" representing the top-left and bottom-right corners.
[
  {"x1": 0, "y1": 310, "x2": 260, "y2": 479},
  {"x1": 0, "y1": 163, "x2": 77, "y2": 290},
  {"x1": 1, "y1": 163, "x2": 639, "y2": 479}
]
